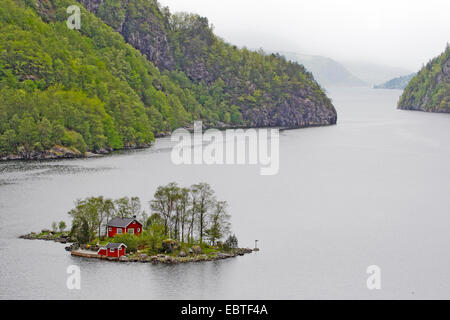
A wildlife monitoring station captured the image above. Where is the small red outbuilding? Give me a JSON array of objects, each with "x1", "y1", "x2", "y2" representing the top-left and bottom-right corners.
[{"x1": 98, "y1": 242, "x2": 127, "y2": 258}]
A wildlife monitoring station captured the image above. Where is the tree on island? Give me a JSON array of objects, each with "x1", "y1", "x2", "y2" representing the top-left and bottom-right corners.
[
  {"x1": 69, "y1": 198, "x2": 101, "y2": 243},
  {"x1": 224, "y1": 234, "x2": 238, "y2": 250},
  {"x1": 177, "y1": 187, "x2": 190, "y2": 243},
  {"x1": 67, "y1": 182, "x2": 234, "y2": 248},
  {"x1": 191, "y1": 183, "x2": 216, "y2": 244},
  {"x1": 150, "y1": 182, "x2": 180, "y2": 237},
  {"x1": 205, "y1": 201, "x2": 231, "y2": 246},
  {"x1": 58, "y1": 221, "x2": 67, "y2": 232},
  {"x1": 150, "y1": 182, "x2": 230, "y2": 245},
  {"x1": 114, "y1": 197, "x2": 140, "y2": 218}
]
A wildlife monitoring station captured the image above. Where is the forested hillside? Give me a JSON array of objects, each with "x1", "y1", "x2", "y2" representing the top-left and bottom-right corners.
[
  {"x1": 0, "y1": 0, "x2": 336, "y2": 159},
  {"x1": 398, "y1": 45, "x2": 449, "y2": 113},
  {"x1": 374, "y1": 73, "x2": 415, "y2": 90},
  {"x1": 82, "y1": 0, "x2": 336, "y2": 127}
]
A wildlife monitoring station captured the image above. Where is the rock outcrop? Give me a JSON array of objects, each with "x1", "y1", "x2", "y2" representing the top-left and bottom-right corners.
[
  {"x1": 1, "y1": 145, "x2": 107, "y2": 161},
  {"x1": 78, "y1": 0, "x2": 175, "y2": 70}
]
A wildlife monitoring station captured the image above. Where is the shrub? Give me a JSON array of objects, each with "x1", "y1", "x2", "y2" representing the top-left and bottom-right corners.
[
  {"x1": 112, "y1": 233, "x2": 139, "y2": 252},
  {"x1": 223, "y1": 234, "x2": 238, "y2": 250},
  {"x1": 58, "y1": 221, "x2": 67, "y2": 232}
]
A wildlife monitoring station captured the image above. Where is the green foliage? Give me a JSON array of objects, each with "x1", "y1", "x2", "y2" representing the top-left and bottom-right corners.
[
  {"x1": 68, "y1": 197, "x2": 102, "y2": 243},
  {"x1": 150, "y1": 182, "x2": 231, "y2": 244},
  {"x1": 398, "y1": 45, "x2": 450, "y2": 112},
  {"x1": 58, "y1": 221, "x2": 67, "y2": 232},
  {"x1": 65, "y1": 185, "x2": 236, "y2": 251},
  {"x1": 0, "y1": 0, "x2": 187, "y2": 156},
  {"x1": 205, "y1": 201, "x2": 230, "y2": 245},
  {"x1": 71, "y1": 217, "x2": 90, "y2": 244},
  {"x1": 112, "y1": 233, "x2": 138, "y2": 252},
  {"x1": 68, "y1": 195, "x2": 144, "y2": 244},
  {"x1": 145, "y1": 213, "x2": 164, "y2": 229},
  {"x1": 224, "y1": 234, "x2": 238, "y2": 250},
  {"x1": 112, "y1": 196, "x2": 141, "y2": 218},
  {"x1": 0, "y1": 0, "x2": 334, "y2": 158},
  {"x1": 145, "y1": 223, "x2": 165, "y2": 251}
]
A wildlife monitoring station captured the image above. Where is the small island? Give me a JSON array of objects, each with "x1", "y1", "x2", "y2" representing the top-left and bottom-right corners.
[{"x1": 20, "y1": 182, "x2": 255, "y2": 264}]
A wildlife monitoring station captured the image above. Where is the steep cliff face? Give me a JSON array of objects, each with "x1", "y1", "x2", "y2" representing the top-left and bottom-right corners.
[
  {"x1": 78, "y1": 0, "x2": 175, "y2": 70},
  {"x1": 398, "y1": 46, "x2": 450, "y2": 113},
  {"x1": 78, "y1": 0, "x2": 337, "y2": 127}
]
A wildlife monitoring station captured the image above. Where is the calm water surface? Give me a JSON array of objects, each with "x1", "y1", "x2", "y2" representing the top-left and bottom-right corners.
[{"x1": 0, "y1": 87, "x2": 449, "y2": 299}]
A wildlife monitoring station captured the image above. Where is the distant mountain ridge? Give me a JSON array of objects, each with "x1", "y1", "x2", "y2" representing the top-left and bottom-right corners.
[
  {"x1": 341, "y1": 61, "x2": 413, "y2": 86},
  {"x1": 398, "y1": 46, "x2": 450, "y2": 113},
  {"x1": 276, "y1": 52, "x2": 367, "y2": 88},
  {"x1": 374, "y1": 73, "x2": 416, "y2": 90}
]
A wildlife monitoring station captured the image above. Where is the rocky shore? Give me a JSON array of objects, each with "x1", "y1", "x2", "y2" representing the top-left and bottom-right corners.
[
  {"x1": 69, "y1": 245, "x2": 254, "y2": 264},
  {"x1": 20, "y1": 230, "x2": 72, "y2": 243},
  {"x1": 2, "y1": 145, "x2": 104, "y2": 161},
  {"x1": 20, "y1": 231, "x2": 255, "y2": 264},
  {"x1": 1, "y1": 143, "x2": 153, "y2": 161}
]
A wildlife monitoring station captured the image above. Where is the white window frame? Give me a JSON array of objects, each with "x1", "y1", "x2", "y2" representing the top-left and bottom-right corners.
[
  {"x1": 127, "y1": 228, "x2": 134, "y2": 234},
  {"x1": 117, "y1": 228, "x2": 122, "y2": 234}
]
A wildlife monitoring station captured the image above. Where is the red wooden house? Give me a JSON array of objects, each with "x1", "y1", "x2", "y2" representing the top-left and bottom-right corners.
[
  {"x1": 107, "y1": 216, "x2": 143, "y2": 238},
  {"x1": 98, "y1": 243, "x2": 127, "y2": 257}
]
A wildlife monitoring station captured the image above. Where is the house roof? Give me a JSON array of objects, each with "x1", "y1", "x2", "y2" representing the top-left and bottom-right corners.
[
  {"x1": 105, "y1": 242, "x2": 127, "y2": 249},
  {"x1": 107, "y1": 217, "x2": 141, "y2": 228}
]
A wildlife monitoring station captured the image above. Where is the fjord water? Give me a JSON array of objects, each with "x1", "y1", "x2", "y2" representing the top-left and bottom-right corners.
[{"x1": 1, "y1": 87, "x2": 449, "y2": 299}]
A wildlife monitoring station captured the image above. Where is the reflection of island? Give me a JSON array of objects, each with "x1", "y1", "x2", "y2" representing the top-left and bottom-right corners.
[{"x1": 20, "y1": 182, "x2": 256, "y2": 264}]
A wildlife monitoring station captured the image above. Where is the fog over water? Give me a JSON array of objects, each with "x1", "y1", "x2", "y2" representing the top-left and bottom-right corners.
[{"x1": 1, "y1": 87, "x2": 449, "y2": 299}]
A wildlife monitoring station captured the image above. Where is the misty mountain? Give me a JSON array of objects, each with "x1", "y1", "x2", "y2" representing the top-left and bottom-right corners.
[
  {"x1": 277, "y1": 52, "x2": 367, "y2": 88},
  {"x1": 374, "y1": 73, "x2": 416, "y2": 90},
  {"x1": 341, "y1": 61, "x2": 413, "y2": 86}
]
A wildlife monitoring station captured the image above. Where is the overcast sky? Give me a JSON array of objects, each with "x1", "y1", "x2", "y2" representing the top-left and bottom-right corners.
[{"x1": 159, "y1": 0, "x2": 450, "y2": 71}]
